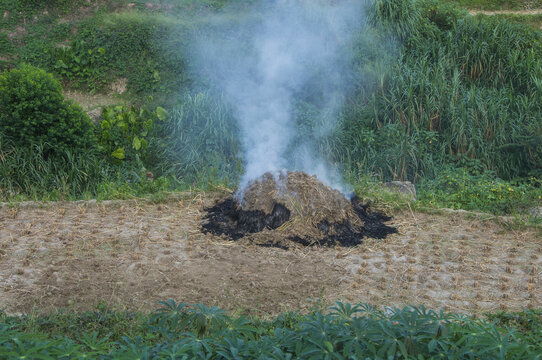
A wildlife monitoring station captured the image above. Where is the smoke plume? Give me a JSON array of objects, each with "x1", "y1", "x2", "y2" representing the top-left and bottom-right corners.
[{"x1": 192, "y1": 0, "x2": 365, "y2": 194}]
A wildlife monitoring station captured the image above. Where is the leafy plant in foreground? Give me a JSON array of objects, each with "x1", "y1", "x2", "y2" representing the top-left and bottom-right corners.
[{"x1": 1, "y1": 301, "x2": 541, "y2": 358}]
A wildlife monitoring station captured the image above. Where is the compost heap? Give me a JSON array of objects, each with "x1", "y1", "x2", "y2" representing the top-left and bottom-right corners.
[{"x1": 201, "y1": 171, "x2": 397, "y2": 249}]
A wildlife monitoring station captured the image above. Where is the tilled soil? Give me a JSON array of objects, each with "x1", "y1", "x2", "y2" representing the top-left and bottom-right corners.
[{"x1": 0, "y1": 194, "x2": 540, "y2": 315}]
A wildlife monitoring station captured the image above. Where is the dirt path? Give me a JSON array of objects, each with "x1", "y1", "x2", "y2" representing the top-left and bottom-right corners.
[{"x1": 0, "y1": 194, "x2": 540, "y2": 315}]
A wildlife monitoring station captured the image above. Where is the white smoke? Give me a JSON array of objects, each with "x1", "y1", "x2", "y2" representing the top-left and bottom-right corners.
[{"x1": 192, "y1": 0, "x2": 365, "y2": 194}]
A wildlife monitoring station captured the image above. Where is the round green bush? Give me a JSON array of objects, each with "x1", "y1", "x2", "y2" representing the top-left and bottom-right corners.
[{"x1": 0, "y1": 64, "x2": 96, "y2": 155}]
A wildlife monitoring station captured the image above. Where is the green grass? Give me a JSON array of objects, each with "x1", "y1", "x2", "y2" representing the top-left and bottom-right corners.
[
  {"x1": 0, "y1": 136, "x2": 176, "y2": 202},
  {"x1": 417, "y1": 167, "x2": 542, "y2": 215},
  {"x1": 474, "y1": 13, "x2": 542, "y2": 29},
  {"x1": 149, "y1": 92, "x2": 242, "y2": 186},
  {"x1": 1, "y1": 300, "x2": 541, "y2": 359},
  {"x1": 441, "y1": 0, "x2": 542, "y2": 10}
]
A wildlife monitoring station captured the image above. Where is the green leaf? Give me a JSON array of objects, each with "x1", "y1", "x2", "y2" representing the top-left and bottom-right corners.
[
  {"x1": 101, "y1": 129, "x2": 110, "y2": 141},
  {"x1": 111, "y1": 148, "x2": 125, "y2": 160},
  {"x1": 156, "y1": 106, "x2": 168, "y2": 121},
  {"x1": 128, "y1": 111, "x2": 136, "y2": 124},
  {"x1": 117, "y1": 121, "x2": 128, "y2": 131},
  {"x1": 428, "y1": 339, "x2": 438, "y2": 352},
  {"x1": 56, "y1": 60, "x2": 68, "y2": 69},
  {"x1": 132, "y1": 136, "x2": 141, "y2": 151},
  {"x1": 103, "y1": 107, "x2": 115, "y2": 120},
  {"x1": 140, "y1": 138, "x2": 148, "y2": 150},
  {"x1": 143, "y1": 119, "x2": 153, "y2": 130}
]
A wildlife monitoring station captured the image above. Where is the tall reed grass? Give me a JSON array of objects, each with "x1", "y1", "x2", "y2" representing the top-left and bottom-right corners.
[
  {"x1": 0, "y1": 137, "x2": 160, "y2": 200},
  {"x1": 149, "y1": 92, "x2": 242, "y2": 186},
  {"x1": 0, "y1": 138, "x2": 106, "y2": 200},
  {"x1": 335, "y1": 0, "x2": 542, "y2": 181}
]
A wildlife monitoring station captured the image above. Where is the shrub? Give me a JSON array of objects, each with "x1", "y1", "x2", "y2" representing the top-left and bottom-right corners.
[
  {"x1": 0, "y1": 64, "x2": 96, "y2": 156},
  {"x1": 96, "y1": 105, "x2": 167, "y2": 162}
]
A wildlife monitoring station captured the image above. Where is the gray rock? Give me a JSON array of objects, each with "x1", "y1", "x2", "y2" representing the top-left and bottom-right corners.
[
  {"x1": 87, "y1": 108, "x2": 103, "y2": 123},
  {"x1": 529, "y1": 207, "x2": 542, "y2": 218},
  {"x1": 384, "y1": 181, "x2": 416, "y2": 200}
]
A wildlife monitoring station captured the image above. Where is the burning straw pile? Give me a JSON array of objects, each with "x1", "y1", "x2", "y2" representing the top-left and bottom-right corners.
[{"x1": 201, "y1": 171, "x2": 396, "y2": 249}]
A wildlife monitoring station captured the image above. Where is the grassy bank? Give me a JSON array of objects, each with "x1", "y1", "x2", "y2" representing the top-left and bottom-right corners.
[
  {"x1": 442, "y1": 0, "x2": 542, "y2": 10},
  {"x1": 0, "y1": 0, "x2": 541, "y2": 216}
]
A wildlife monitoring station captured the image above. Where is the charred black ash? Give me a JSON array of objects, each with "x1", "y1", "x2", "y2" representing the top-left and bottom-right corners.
[
  {"x1": 350, "y1": 196, "x2": 397, "y2": 239},
  {"x1": 201, "y1": 199, "x2": 290, "y2": 240}
]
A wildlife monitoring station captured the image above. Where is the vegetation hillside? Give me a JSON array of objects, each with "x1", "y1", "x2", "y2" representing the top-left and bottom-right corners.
[{"x1": 0, "y1": 0, "x2": 541, "y2": 215}]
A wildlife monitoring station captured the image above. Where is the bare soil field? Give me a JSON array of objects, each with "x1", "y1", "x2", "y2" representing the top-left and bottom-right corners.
[{"x1": 0, "y1": 193, "x2": 540, "y2": 315}]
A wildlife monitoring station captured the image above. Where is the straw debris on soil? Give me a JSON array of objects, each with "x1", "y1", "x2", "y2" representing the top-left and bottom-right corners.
[{"x1": 201, "y1": 171, "x2": 396, "y2": 248}]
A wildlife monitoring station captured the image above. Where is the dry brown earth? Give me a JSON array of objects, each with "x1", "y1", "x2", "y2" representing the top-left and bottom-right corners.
[{"x1": 0, "y1": 193, "x2": 540, "y2": 315}]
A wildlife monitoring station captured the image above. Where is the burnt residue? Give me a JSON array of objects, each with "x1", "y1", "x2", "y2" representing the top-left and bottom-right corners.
[
  {"x1": 350, "y1": 196, "x2": 397, "y2": 239},
  {"x1": 201, "y1": 195, "x2": 397, "y2": 249},
  {"x1": 238, "y1": 203, "x2": 291, "y2": 232},
  {"x1": 201, "y1": 199, "x2": 290, "y2": 240}
]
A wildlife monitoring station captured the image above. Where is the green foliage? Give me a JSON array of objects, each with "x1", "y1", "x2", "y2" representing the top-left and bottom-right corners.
[
  {"x1": 150, "y1": 92, "x2": 242, "y2": 186},
  {"x1": 52, "y1": 40, "x2": 108, "y2": 91},
  {"x1": 5, "y1": 0, "x2": 75, "y2": 11},
  {"x1": 0, "y1": 64, "x2": 96, "y2": 156},
  {"x1": 2, "y1": 6, "x2": 193, "y2": 97},
  {"x1": 487, "y1": 308, "x2": 542, "y2": 345},
  {"x1": 71, "y1": 11, "x2": 192, "y2": 97},
  {"x1": 97, "y1": 105, "x2": 167, "y2": 162},
  {"x1": 0, "y1": 134, "x2": 174, "y2": 201},
  {"x1": 1, "y1": 0, "x2": 542, "y2": 215},
  {"x1": 474, "y1": 13, "x2": 542, "y2": 31},
  {"x1": 337, "y1": 0, "x2": 542, "y2": 183},
  {"x1": 95, "y1": 174, "x2": 172, "y2": 200},
  {"x1": 0, "y1": 32, "x2": 15, "y2": 56},
  {"x1": 0, "y1": 137, "x2": 105, "y2": 200},
  {"x1": 368, "y1": 0, "x2": 424, "y2": 40},
  {"x1": 418, "y1": 166, "x2": 542, "y2": 214},
  {"x1": 423, "y1": 0, "x2": 468, "y2": 30},
  {"x1": 441, "y1": 0, "x2": 542, "y2": 10},
  {"x1": 350, "y1": 173, "x2": 419, "y2": 213},
  {"x1": 1, "y1": 301, "x2": 541, "y2": 358},
  {"x1": 0, "y1": 0, "x2": 83, "y2": 28}
]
